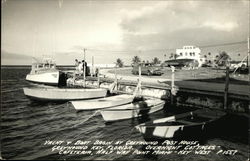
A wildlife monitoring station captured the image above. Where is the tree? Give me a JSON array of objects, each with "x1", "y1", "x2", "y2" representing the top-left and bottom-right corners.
[
  {"x1": 208, "y1": 52, "x2": 211, "y2": 56},
  {"x1": 116, "y1": 58, "x2": 124, "y2": 68},
  {"x1": 214, "y1": 51, "x2": 231, "y2": 67},
  {"x1": 152, "y1": 57, "x2": 161, "y2": 65},
  {"x1": 173, "y1": 53, "x2": 179, "y2": 59},
  {"x1": 169, "y1": 53, "x2": 174, "y2": 59},
  {"x1": 169, "y1": 53, "x2": 179, "y2": 60},
  {"x1": 132, "y1": 56, "x2": 141, "y2": 66}
]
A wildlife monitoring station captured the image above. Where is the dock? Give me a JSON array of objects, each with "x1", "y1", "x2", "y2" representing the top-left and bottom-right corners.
[{"x1": 73, "y1": 71, "x2": 249, "y2": 114}]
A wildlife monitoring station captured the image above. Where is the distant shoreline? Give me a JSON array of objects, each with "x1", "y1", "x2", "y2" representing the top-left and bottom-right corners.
[{"x1": 1, "y1": 65, "x2": 75, "y2": 69}]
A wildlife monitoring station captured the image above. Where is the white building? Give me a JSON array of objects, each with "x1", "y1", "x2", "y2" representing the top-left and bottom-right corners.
[{"x1": 176, "y1": 46, "x2": 205, "y2": 67}]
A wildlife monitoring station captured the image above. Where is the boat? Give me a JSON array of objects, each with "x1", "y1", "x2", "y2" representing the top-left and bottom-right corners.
[
  {"x1": 135, "y1": 108, "x2": 226, "y2": 139},
  {"x1": 70, "y1": 77, "x2": 141, "y2": 111},
  {"x1": 26, "y1": 57, "x2": 60, "y2": 86},
  {"x1": 23, "y1": 87, "x2": 107, "y2": 101},
  {"x1": 71, "y1": 94, "x2": 135, "y2": 110},
  {"x1": 100, "y1": 97, "x2": 165, "y2": 122}
]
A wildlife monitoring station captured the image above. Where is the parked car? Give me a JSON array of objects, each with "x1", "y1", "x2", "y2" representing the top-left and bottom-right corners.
[{"x1": 132, "y1": 63, "x2": 164, "y2": 76}]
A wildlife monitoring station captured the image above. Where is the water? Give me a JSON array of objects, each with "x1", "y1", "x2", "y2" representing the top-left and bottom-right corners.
[{"x1": 1, "y1": 68, "x2": 249, "y2": 160}]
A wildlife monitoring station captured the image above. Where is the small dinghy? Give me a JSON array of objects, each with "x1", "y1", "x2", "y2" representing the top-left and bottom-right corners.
[
  {"x1": 135, "y1": 108, "x2": 226, "y2": 139},
  {"x1": 23, "y1": 87, "x2": 107, "y2": 101},
  {"x1": 71, "y1": 94, "x2": 135, "y2": 110},
  {"x1": 26, "y1": 57, "x2": 60, "y2": 86},
  {"x1": 100, "y1": 97, "x2": 165, "y2": 122}
]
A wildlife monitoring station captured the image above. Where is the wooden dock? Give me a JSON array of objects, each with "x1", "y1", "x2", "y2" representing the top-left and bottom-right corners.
[{"x1": 86, "y1": 76, "x2": 249, "y2": 101}]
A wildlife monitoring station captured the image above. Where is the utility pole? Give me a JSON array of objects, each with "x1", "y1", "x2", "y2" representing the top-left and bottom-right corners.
[
  {"x1": 92, "y1": 56, "x2": 94, "y2": 77},
  {"x1": 138, "y1": 64, "x2": 142, "y2": 96},
  {"x1": 248, "y1": 37, "x2": 249, "y2": 69},
  {"x1": 83, "y1": 48, "x2": 86, "y2": 87}
]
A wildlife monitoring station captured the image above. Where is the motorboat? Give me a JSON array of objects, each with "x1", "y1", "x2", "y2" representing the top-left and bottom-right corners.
[{"x1": 26, "y1": 57, "x2": 60, "y2": 86}]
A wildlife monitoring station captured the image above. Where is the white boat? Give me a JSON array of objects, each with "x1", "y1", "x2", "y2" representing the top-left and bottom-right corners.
[
  {"x1": 23, "y1": 87, "x2": 107, "y2": 101},
  {"x1": 71, "y1": 94, "x2": 135, "y2": 110},
  {"x1": 70, "y1": 77, "x2": 141, "y2": 110},
  {"x1": 100, "y1": 98, "x2": 165, "y2": 122},
  {"x1": 135, "y1": 108, "x2": 226, "y2": 139},
  {"x1": 26, "y1": 57, "x2": 60, "y2": 86}
]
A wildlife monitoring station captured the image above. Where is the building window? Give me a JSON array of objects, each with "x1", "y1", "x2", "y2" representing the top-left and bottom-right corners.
[
  {"x1": 190, "y1": 52, "x2": 192, "y2": 56},
  {"x1": 193, "y1": 52, "x2": 195, "y2": 56},
  {"x1": 180, "y1": 53, "x2": 183, "y2": 56}
]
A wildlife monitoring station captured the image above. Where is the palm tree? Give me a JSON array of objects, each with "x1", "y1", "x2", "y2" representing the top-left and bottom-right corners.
[
  {"x1": 152, "y1": 57, "x2": 161, "y2": 65},
  {"x1": 132, "y1": 56, "x2": 141, "y2": 66},
  {"x1": 116, "y1": 58, "x2": 124, "y2": 68},
  {"x1": 169, "y1": 53, "x2": 174, "y2": 59},
  {"x1": 173, "y1": 54, "x2": 178, "y2": 60},
  {"x1": 215, "y1": 51, "x2": 231, "y2": 67}
]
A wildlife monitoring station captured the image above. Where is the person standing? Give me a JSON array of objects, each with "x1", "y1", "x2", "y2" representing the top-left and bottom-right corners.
[
  {"x1": 82, "y1": 60, "x2": 85, "y2": 76},
  {"x1": 78, "y1": 61, "x2": 83, "y2": 75},
  {"x1": 73, "y1": 59, "x2": 79, "y2": 80},
  {"x1": 75, "y1": 59, "x2": 79, "y2": 70}
]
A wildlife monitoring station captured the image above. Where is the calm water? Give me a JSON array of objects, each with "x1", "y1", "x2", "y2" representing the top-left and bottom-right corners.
[{"x1": 1, "y1": 68, "x2": 249, "y2": 160}]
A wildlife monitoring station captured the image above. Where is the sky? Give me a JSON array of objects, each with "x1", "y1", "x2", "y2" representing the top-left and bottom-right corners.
[{"x1": 1, "y1": 0, "x2": 249, "y2": 65}]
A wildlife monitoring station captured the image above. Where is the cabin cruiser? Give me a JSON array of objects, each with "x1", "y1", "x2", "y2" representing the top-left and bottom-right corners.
[{"x1": 26, "y1": 57, "x2": 60, "y2": 86}]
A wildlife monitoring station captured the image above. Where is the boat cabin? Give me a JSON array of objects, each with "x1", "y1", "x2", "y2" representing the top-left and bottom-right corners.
[{"x1": 30, "y1": 58, "x2": 57, "y2": 74}]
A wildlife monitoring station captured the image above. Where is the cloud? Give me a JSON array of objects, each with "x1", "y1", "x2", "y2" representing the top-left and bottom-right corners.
[
  {"x1": 118, "y1": 0, "x2": 248, "y2": 59},
  {"x1": 201, "y1": 21, "x2": 238, "y2": 32},
  {"x1": 2, "y1": 0, "x2": 248, "y2": 65}
]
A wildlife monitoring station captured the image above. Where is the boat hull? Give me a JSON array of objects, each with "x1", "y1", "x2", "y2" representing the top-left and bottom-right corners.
[
  {"x1": 26, "y1": 71, "x2": 59, "y2": 86},
  {"x1": 135, "y1": 109, "x2": 226, "y2": 140},
  {"x1": 100, "y1": 98, "x2": 165, "y2": 122},
  {"x1": 71, "y1": 94, "x2": 135, "y2": 110},
  {"x1": 136, "y1": 122, "x2": 206, "y2": 139},
  {"x1": 23, "y1": 87, "x2": 107, "y2": 101}
]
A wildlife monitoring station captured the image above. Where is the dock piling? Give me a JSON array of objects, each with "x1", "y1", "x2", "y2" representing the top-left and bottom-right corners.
[
  {"x1": 171, "y1": 66, "x2": 175, "y2": 105},
  {"x1": 97, "y1": 67, "x2": 100, "y2": 88}
]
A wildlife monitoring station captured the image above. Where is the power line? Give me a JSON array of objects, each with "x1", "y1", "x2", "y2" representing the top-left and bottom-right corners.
[
  {"x1": 86, "y1": 41, "x2": 247, "y2": 53},
  {"x1": 199, "y1": 41, "x2": 247, "y2": 49}
]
